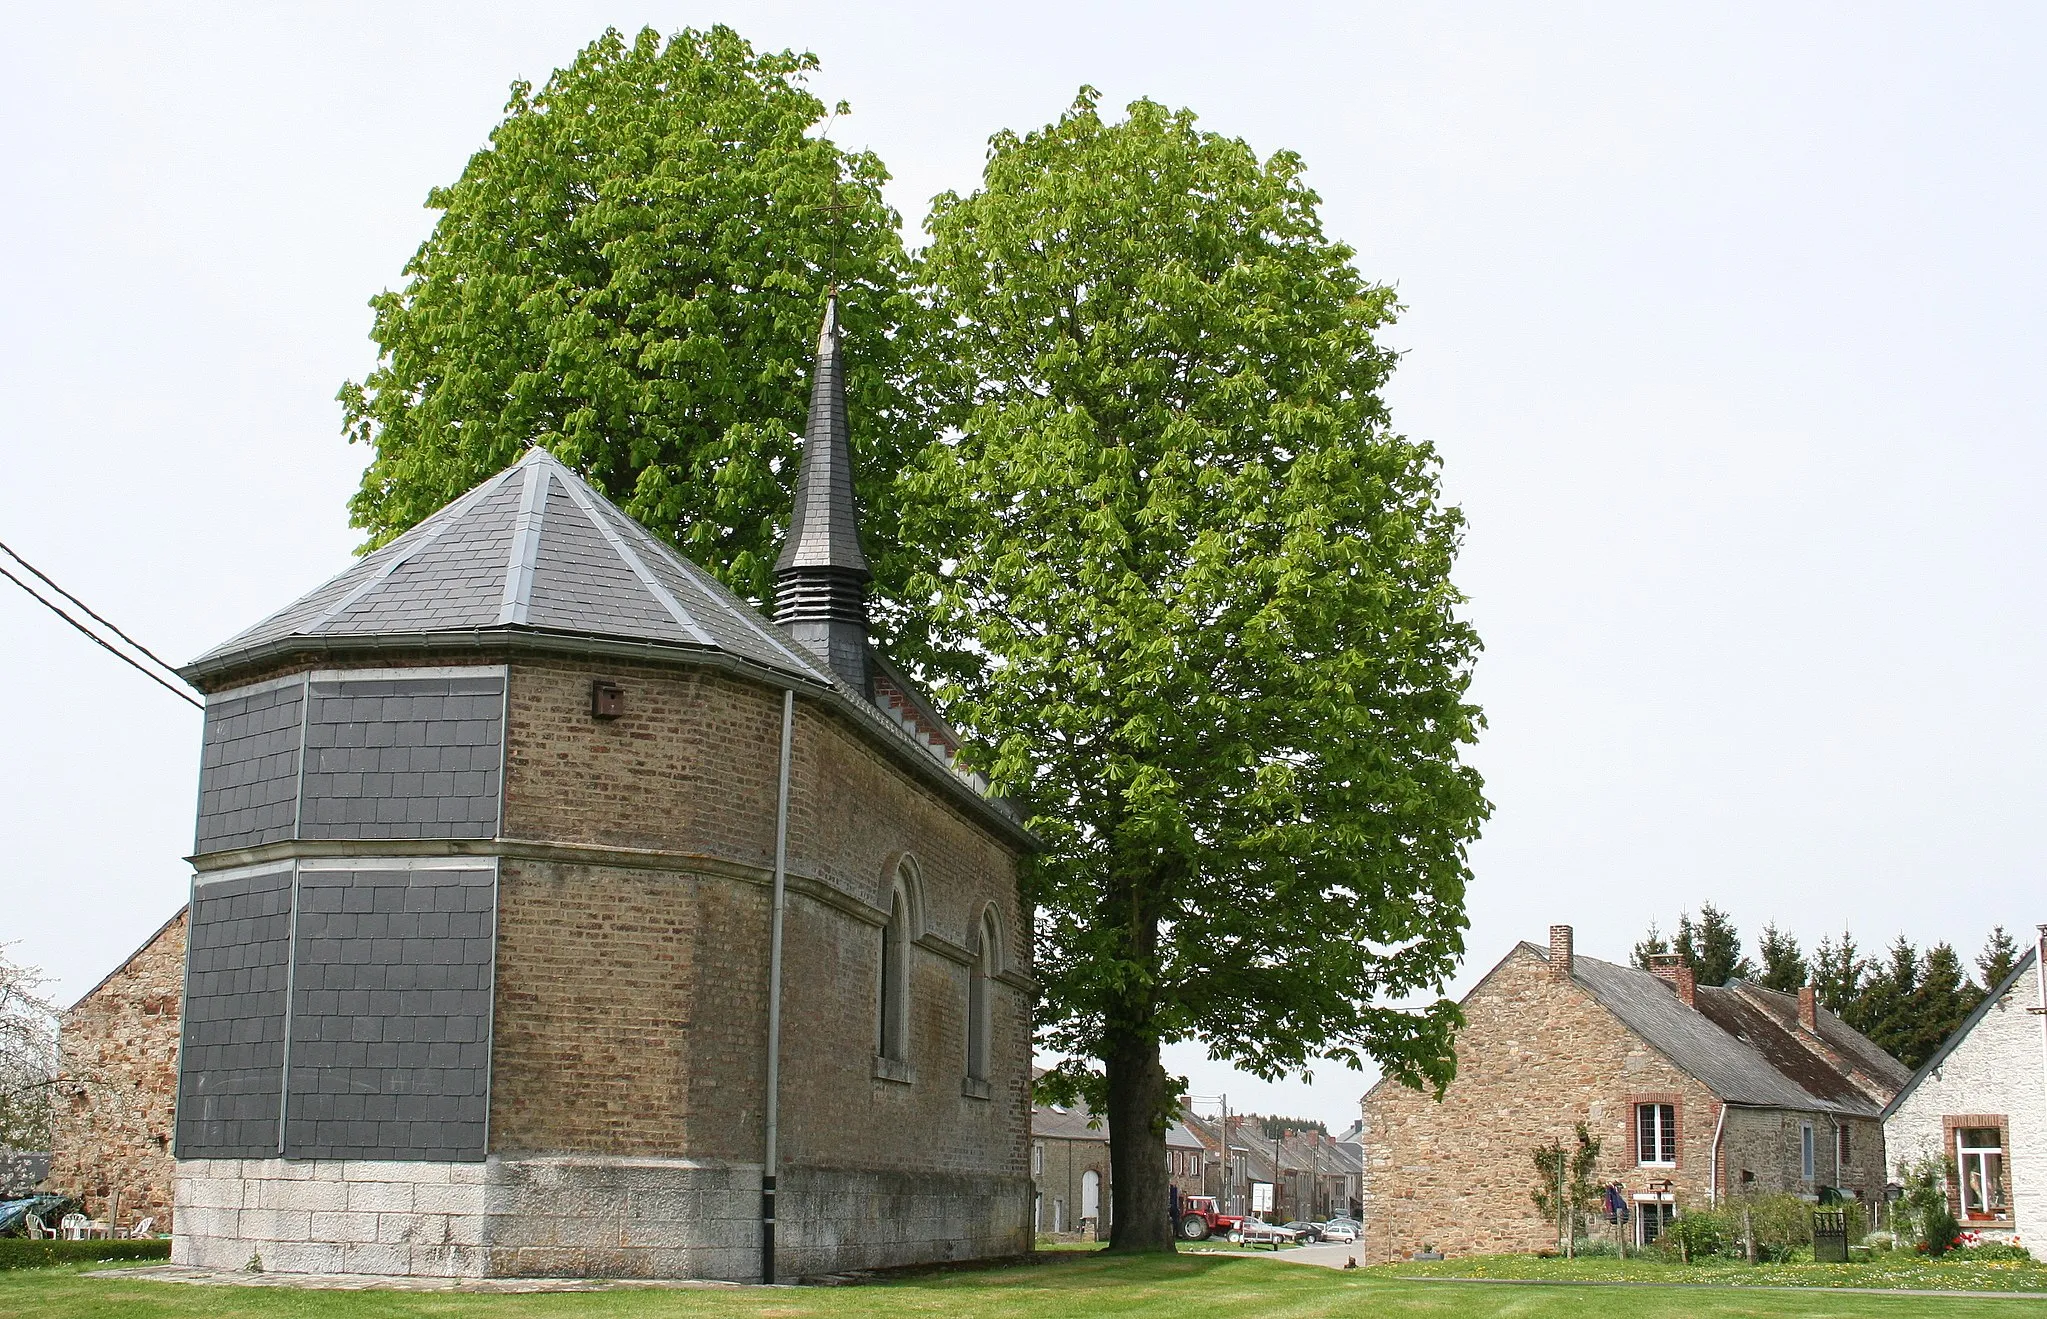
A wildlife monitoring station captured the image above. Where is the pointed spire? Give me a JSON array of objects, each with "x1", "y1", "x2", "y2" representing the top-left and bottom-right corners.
[{"x1": 774, "y1": 296, "x2": 872, "y2": 693}]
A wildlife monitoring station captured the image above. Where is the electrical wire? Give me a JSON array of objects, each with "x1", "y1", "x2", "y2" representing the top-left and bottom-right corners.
[
  {"x1": 0, "y1": 558, "x2": 203, "y2": 710},
  {"x1": 0, "y1": 537, "x2": 190, "y2": 684}
]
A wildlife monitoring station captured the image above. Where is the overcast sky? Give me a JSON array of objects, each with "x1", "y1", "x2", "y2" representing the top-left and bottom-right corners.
[{"x1": 1, "y1": 3, "x2": 2040, "y2": 1132}]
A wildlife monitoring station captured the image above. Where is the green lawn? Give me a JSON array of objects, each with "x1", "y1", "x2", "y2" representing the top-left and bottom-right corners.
[
  {"x1": 1384, "y1": 1251, "x2": 2047, "y2": 1293},
  {"x1": 5, "y1": 1252, "x2": 2046, "y2": 1319}
]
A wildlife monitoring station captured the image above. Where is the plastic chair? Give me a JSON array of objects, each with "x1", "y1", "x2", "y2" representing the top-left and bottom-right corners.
[
  {"x1": 59, "y1": 1212, "x2": 90, "y2": 1240},
  {"x1": 128, "y1": 1216, "x2": 156, "y2": 1239},
  {"x1": 23, "y1": 1213, "x2": 51, "y2": 1240}
]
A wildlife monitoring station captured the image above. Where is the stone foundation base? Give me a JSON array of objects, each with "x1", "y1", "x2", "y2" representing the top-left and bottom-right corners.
[{"x1": 172, "y1": 1156, "x2": 1029, "y2": 1281}]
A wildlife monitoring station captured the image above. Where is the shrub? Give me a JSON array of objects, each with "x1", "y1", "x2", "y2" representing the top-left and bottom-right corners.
[
  {"x1": 1899, "y1": 1155, "x2": 1961, "y2": 1258},
  {"x1": 0, "y1": 1238, "x2": 171, "y2": 1271},
  {"x1": 1659, "y1": 1209, "x2": 1728, "y2": 1262},
  {"x1": 1570, "y1": 1236, "x2": 1621, "y2": 1258},
  {"x1": 1952, "y1": 1236, "x2": 2032, "y2": 1263}
]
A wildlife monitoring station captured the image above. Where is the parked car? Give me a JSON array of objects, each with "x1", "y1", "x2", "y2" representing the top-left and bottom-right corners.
[
  {"x1": 1318, "y1": 1220, "x2": 1359, "y2": 1244},
  {"x1": 1281, "y1": 1220, "x2": 1325, "y2": 1242},
  {"x1": 1232, "y1": 1219, "x2": 1301, "y2": 1247}
]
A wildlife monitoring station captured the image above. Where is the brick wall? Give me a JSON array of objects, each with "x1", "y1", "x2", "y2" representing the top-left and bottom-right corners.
[
  {"x1": 1361, "y1": 945, "x2": 1721, "y2": 1262},
  {"x1": 47, "y1": 910, "x2": 186, "y2": 1234},
  {"x1": 488, "y1": 654, "x2": 1029, "y2": 1268}
]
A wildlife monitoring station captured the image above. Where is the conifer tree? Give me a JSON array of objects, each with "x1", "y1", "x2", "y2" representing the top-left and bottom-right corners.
[
  {"x1": 1755, "y1": 923, "x2": 1808, "y2": 992},
  {"x1": 1900, "y1": 943, "x2": 1976, "y2": 1070},
  {"x1": 1813, "y1": 930, "x2": 1865, "y2": 1017},
  {"x1": 1976, "y1": 926, "x2": 2022, "y2": 991}
]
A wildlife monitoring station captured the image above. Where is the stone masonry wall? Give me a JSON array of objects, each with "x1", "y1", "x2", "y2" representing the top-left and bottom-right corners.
[
  {"x1": 1886, "y1": 957, "x2": 2046, "y2": 1240},
  {"x1": 1033, "y1": 1135, "x2": 1110, "y2": 1235},
  {"x1": 488, "y1": 655, "x2": 1031, "y2": 1271},
  {"x1": 46, "y1": 909, "x2": 186, "y2": 1234},
  {"x1": 1361, "y1": 946, "x2": 1721, "y2": 1263}
]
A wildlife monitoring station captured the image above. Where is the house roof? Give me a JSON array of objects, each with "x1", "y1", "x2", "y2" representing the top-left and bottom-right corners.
[
  {"x1": 186, "y1": 447, "x2": 831, "y2": 687},
  {"x1": 1558, "y1": 946, "x2": 1895, "y2": 1118},
  {"x1": 179, "y1": 446, "x2": 1033, "y2": 850},
  {"x1": 1029, "y1": 1100, "x2": 1203, "y2": 1150},
  {"x1": 1731, "y1": 981, "x2": 1913, "y2": 1093},
  {"x1": 1882, "y1": 945, "x2": 2040, "y2": 1120}
]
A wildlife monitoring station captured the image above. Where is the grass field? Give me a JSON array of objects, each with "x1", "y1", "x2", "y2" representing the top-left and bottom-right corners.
[
  {"x1": 6, "y1": 1251, "x2": 2047, "y2": 1319},
  {"x1": 1383, "y1": 1250, "x2": 2047, "y2": 1293}
]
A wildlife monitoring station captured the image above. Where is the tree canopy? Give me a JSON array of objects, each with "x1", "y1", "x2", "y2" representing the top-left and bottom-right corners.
[
  {"x1": 911, "y1": 92, "x2": 1486, "y2": 1249},
  {"x1": 1635, "y1": 913, "x2": 2017, "y2": 1069},
  {"x1": 339, "y1": 26, "x2": 938, "y2": 661}
]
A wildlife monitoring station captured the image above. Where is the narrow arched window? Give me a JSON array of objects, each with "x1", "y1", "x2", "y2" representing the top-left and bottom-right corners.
[
  {"x1": 878, "y1": 886, "x2": 909, "y2": 1062},
  {"x1": 966, "y1": 909, "x2": 996, "y2": 1082}
]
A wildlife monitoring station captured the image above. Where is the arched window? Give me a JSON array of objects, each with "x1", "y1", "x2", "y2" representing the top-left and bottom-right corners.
[
  {"x1": 966, "y1": 908, "x2": 998, "y2": 1082},
  {"x1": 878, "y1": 879, "x2": 910, "y2": 1063}
]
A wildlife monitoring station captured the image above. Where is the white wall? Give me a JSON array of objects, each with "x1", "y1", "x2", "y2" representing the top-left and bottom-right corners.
[{"x1": 1884, "y1": 953, "x2": 2046, "y2": 1239}]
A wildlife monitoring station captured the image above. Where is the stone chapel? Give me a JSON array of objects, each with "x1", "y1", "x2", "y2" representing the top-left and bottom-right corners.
[{"x1": 169, "y1": 303, "x2": 1036, "y2": 1281}]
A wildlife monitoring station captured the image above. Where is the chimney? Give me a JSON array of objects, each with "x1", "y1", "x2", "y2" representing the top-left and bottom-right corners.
[
  {"x1": 1798, "y1": 984, "x2": 1819, "y2": 1034},
  {"x1": 1649, "y1": 952, "x2": 1696, "y2": 1008},
  {"x1": 774, "y1": 297, "x2": 873, "y2": 694},
  {"x1": 1548, "y1": 925, "x2": 1574, "y2": 981}
]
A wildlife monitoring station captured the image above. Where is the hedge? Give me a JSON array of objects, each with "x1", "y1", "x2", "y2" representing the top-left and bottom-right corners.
[{"x1": 0, "y1": 1238, "x2": 171, "y2": 1270}]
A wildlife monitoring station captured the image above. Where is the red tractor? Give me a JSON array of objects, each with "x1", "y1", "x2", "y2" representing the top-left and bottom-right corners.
[{"x1": 1176, "y1": 1196, "x2": 1246, "y2": 1241}]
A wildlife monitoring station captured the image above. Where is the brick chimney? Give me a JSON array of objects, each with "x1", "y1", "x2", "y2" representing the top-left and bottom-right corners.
[
  {"x1": 1649, "y1": 952, "x2": 1696, "y2": 1008},
  {"x1": 1798, "y1": 984, "x2": 1818, "y2": 1033},
  {"x1": 1548, "y1": 925, "x2": 1574, "y2": 981}
]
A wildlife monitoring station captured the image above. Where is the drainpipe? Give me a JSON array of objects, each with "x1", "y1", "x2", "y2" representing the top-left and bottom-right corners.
[
  {"x1": 762, "y1": 689, "x2": 795, "y2": 1285},
  {"x1": 1708, "y1": 1102, "x2": 1728, "y2": 1207}
]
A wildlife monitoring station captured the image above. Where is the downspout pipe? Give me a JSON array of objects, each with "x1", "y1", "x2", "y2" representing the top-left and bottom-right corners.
[
  {"x1": 1708, "y1": 1102, "x2": 1729, "y2": 1207},
  {"x1": 762, "y1": 689, "x2": 795, "y2": 1284}
]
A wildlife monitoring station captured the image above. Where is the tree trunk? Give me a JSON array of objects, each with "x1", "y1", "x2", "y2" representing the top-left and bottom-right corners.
[{"x1": 1104, "y1": 1026, "x2": 1175, "y2": 1252}]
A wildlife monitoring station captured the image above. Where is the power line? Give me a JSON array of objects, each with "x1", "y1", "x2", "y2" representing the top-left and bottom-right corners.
[
  {"x1": 0, "y1": 538, "x2": 189, "y2": 684},
  {"x1": 0, "y1": 556, "x2": 202, "y2": 711}
]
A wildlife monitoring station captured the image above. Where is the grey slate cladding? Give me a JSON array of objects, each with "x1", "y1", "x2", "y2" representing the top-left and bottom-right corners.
[
  {"x1": 282, "y1": 867, "x2": 493, "y2": 1161},
  {"x1": 194, "y1": 683, "x2": 305, "y2": 854},
  {"x1": 175, "y1": 869, "x2": 292, "y2": 1157},
  {"x1": 299, "y1": 676, "x2": 504, "y2": 841}
]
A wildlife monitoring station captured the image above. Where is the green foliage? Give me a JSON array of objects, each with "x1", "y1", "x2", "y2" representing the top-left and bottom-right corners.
[
  {"x1": 1730, "y1": 1193, "x2": 1820, "y2": 1255},
  {"x1": 914, "y1": 93, "x2": 1482, "y2": 1099},
  {"x1": 1954, "y1": 1239, "x2": 2032, "y2": 1262},
  {"x1": 1633, "y1": 909, "x2": 1750, "y2": 984},
  {"x1": 1252, "y1": 1115, "x2": 1327, "y2": 1139},
  {"x1": 912, "y1": 90, "x2": 1483, "y2": 1245},
  {"x1": 1975, "y1": 926, "x2": 2022, "y2": 991},
  {"x1": 1813, "y1": 930, "x2": 1864, "y2": 1016},
  {"x1": 1662, "y1": 1209, "x2": 1728, "y2": 1262},
  {"x1": 338, "y1": 25, "x2": 939, "y2": 663},
  {"x1": 1530, "y1": 1124, "x2": 1603, "y2": 1247},
  {"x1": 1632, "y1": 923, "x2": 1670, "y2": 970},
  {"x1": 1756, "y1": 924, "x2": 1808, "y2": 992},
  {"x1": 1900, "y1": 1155, "x2": 1962, "y2": 1258},
  {"x1": 0, "y1": 1238, "x2": 170, "y2": 1270}
]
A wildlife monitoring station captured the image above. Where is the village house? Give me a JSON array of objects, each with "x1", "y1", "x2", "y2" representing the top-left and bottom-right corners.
[
  {"x1": 42, "y1": 908, "x2": 186, "y2": 1235},
  {"x1": 1360, "y1": 925, "x2": 1910, "y2": 1263},
  {"x1": 1883, "y1": 931, "x2": 2044, "y2": 1242},
  {"x1": 164, "y1": 303, "x2": 1037, "y2": 1281},
  {"x1": 1178, "y1": 1116, "x2": 1360, "y2": 1224},
  {"x1": 1027, "y1": 1092, "x2": 1203, "y2": 1237}
]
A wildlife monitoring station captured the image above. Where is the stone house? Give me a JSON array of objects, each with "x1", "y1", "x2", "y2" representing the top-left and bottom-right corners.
[
  {"x1": 1883, "y1": 933, "x2": 2043, "y2": 1241},
  {"x1": 1180, "y1": 1116, "x2": 1358, "y2": 1222},
  {"x1": 44, "y1": 907, "x2": 186, "y2": 1234},
  {"x1": 1360, "y1": 925, "x2": 1909, "y2": 1262},
  {"x1": 167, "y1": 303, "x2": 1037, "y2": 1281},
  {"x1": 1027, "y1": 1095, "x2": 1203, "y2": 1236}
]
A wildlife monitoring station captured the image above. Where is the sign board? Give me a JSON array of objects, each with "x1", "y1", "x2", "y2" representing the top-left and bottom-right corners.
[{"x1": 1252, "y1": 1181, "x2": 1274, "y2": 1213}]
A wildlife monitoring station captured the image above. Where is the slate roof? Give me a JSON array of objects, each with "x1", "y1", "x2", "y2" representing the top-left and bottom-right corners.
[
  {"x1": 187, "y1": 447, "x2": 830, "y2": 687},
  {"x1": 1029, "y1": 1101, "x2": 1203, "y2": 1151},
  {"x1": 773, "y1": 298, "x2": 868, "y2": 580},
  {"x1": 1561, "y1": 948, "x2": 1893, "y2": 1117},
  {"x1": 181, "y1": 447, "x2": 1032, "y2": 849}
]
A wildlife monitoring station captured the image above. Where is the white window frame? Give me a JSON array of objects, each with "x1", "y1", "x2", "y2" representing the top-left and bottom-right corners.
[
  {"x1": 1636, "y1": 1103, "x2": 1677, "y2": 1167},
  {"x1": 1956, "y1": 1126, "x2": 2008, "y2": 1220},
  {"x1": 1800, "y1": 1122, "x2": 1815, "y2": 1181},
  {"x1": 1633, "y1": 1195, "x2": 1676, "y2": 1247},
  {"x1": 1033, "y1": 1141, "x2": 1044, "y2": 1176}
]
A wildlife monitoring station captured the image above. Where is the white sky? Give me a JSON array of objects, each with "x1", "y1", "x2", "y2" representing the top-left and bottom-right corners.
[{"x1": 0, "y1": 3, "x2": 2040, "y2": 1134}]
